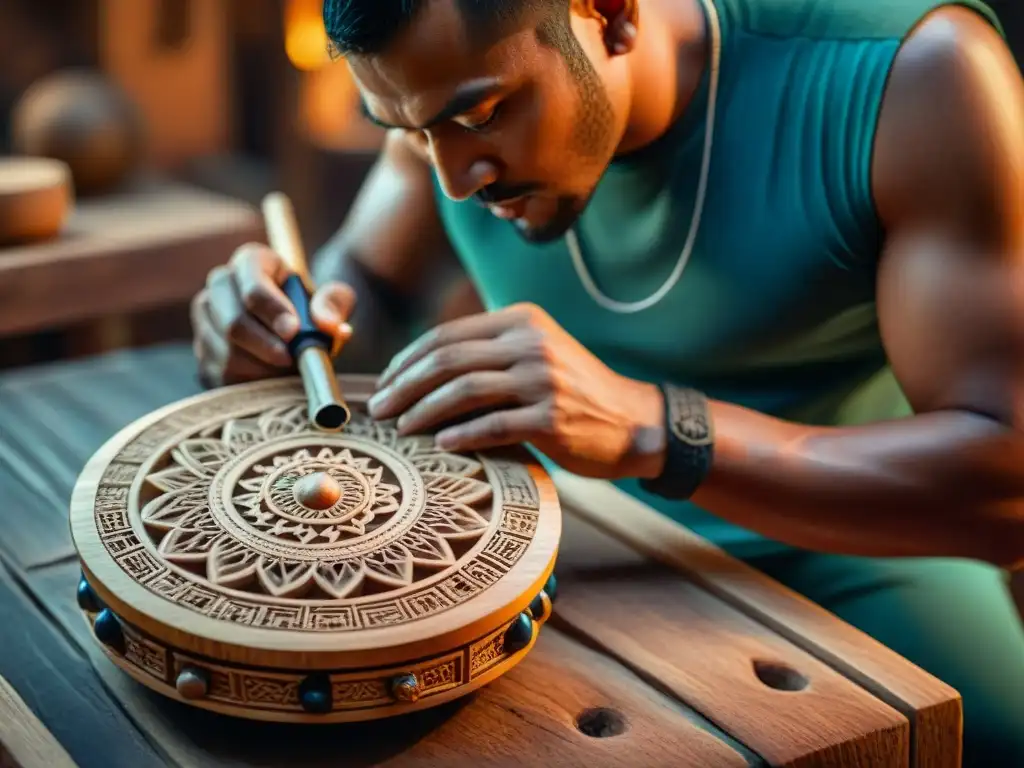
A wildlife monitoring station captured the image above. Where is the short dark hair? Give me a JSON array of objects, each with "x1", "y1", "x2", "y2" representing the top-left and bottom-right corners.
[
  {"x1": 323, "y1": 0, "x2": 611, "y2": 159},
  {"x1": 323, "y1": 0, "x2": 571, "y2": 58}
]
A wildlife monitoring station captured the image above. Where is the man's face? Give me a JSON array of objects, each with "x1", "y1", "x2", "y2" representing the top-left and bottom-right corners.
[{"x1": 347, "y1": 0, "x2": 628, "y2": 243}]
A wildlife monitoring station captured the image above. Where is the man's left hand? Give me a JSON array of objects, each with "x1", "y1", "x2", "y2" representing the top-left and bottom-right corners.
[{"x1": 367, "y1": 303, "x2": 666, "y2": 479}]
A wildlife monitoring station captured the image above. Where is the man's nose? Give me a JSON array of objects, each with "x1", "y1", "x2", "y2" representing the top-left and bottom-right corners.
[{"x1": 428, "y1": 133, "x2": 498, "y2": 202}]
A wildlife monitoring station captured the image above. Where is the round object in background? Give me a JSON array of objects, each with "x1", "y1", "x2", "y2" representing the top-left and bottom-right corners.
[
  {"x1": 10, "y1": 69, "x2": 144, "y2": 197},
  {"x1": 0, "y1": 156, "x2": 72, "y2": 245}
]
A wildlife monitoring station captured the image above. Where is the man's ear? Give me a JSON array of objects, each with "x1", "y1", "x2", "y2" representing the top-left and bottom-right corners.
[{"x1": 574, "y1": 0, "x2": 639, "y2": 56}]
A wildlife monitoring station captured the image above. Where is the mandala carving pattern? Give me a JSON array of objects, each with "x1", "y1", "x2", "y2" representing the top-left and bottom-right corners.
[{"x1": 91, "y1": 384, "x2": 543, "y2": 632}]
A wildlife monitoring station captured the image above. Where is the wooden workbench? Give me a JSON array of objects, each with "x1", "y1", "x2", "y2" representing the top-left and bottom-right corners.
[
  {"x1": 0, "y1": 344, "x2": 962, "y2": 767},
  {"x1": 0, "y1": 178, "x2": 263, "y2": 358}
]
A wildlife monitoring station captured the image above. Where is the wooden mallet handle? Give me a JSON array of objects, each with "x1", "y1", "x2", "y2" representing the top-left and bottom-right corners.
[{"x1": 261, "y1": 192, "x2": 350, "y2": 431}]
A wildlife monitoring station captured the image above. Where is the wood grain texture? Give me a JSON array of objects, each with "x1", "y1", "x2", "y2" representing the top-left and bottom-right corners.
[
  {"x1": 0, "y1": 674, "x2": 78, "y2": 768},
  {"x1": 0, "y1": 345, "x2": 963, "y2": 766},
  {"x1": 0, "y1": 179, "x2": 263, "y2": 336},
  {"x1": 0, "y1": 561, "x2": 167, "y2": 768},
  {"x1": 554, "y1": 512, "x2": 908, "y2": 767},
  {"x1": 0, "y1": 345, "x2": 200, "y2": 569},
  {"x1": 29, "y1": 560, "x2": 760, "y2": 768},
  {"x1": 551, "y1": 470, "x2": 963, "y2": 768}
]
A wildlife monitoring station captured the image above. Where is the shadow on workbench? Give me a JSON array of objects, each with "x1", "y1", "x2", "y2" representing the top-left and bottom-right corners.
[{"x1": 146, "y1": 688, "x2": 473, "y2": 764}]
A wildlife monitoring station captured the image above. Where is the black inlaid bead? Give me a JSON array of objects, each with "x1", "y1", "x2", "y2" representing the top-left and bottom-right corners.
[
  {"x1": 504, "y1": 612, "x2": 533, "y2": 654},
  {"x1": 528, "y1": 591, "x2": 550, "y2": 623},
  {"x1": 93, "y1": 609, "x2": 125, "y2": 654},
  {"x1": 77, "y1": 576, "x2": 102, "y2": 613},
  {"x1": 299, "y1": 673, "x2": 333, "y2": 714},
  {"x1": 544, "y1": 573, "x2": 558, "y2": 603}
]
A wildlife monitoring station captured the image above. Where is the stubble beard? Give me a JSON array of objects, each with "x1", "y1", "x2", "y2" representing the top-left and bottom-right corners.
[
  {"x1": 513, "y1": 194, "x2": 587, "y2": 243},
  {"x1": 514, "y1": 29, "x2": 617, "y2": 244},
  {"x1": 512, "y1": 98, "x2": 617, "y2": 244},
  {"x1": 505, "y1": 11, "x2": 619, "y2": 244}
]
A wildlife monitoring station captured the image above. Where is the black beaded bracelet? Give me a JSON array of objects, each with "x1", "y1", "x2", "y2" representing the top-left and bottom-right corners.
[{"x1": 638, "y1": 384, "x2": 715, "y2": 501}]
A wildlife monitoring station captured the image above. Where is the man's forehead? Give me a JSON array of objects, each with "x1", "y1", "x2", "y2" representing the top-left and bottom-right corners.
[
  {"x1": 347, "y1": 1, "x2": 543, "y2": 129},
  {"x1": 346, "y1": 0, "x2": 542, "y2": 96}
]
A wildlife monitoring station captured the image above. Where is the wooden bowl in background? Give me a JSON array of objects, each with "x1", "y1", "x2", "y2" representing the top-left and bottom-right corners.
[{"x1": 0, "y1": 156, "x2": 73, "y2": 246}]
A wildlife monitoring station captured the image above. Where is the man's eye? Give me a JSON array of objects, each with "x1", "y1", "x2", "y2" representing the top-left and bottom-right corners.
[{"x1": 457, "y1": 103, "x2": 502, "y2": 132}]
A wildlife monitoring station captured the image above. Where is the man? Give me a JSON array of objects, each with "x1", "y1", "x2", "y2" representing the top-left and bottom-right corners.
[{"x1": 191, "y1": 0, "x2": 1024, "y2": 760}]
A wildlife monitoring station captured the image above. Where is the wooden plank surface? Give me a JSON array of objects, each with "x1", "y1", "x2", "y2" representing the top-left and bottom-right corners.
[
  {"x1": 0, "y1": 179, "x2": 263, "y2": 336},
  {"x1": 0, "y1": 345, "x2": 758, "y2": 766},
  {"x1": 0, "y1": 343, "x2": 957, "y2": 766},
  {"x1": 0, "y1": 674, "x2": 78, "y2": 768},
  {"x1": 551, "y1": 471, "x2": 963, "y2": 768},
  {"x1": 0, "y1": 346, "x2": 201, "y2": 569},
  {"x1": 0, "y1": 562, "x2": 166, "y2": 768},
  {"x1": 27, "y1": 560, "x2": 760, "y2": 768},
  {"x1": 553, "y1": 513, "x2": 908, "y2": 767}
]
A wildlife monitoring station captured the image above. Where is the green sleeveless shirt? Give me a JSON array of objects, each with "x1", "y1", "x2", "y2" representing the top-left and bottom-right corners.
[{"x1": 433, "y1": 0, "x2": 1004, "y2": 557}]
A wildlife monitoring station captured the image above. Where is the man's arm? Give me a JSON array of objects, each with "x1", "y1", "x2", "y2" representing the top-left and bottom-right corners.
[
  {"x1": 311, "y1": 130, "x2": 458, "y2": 373},
  {"x1": 687, "y1": 6, "x2": 1024, "y2": 568}
]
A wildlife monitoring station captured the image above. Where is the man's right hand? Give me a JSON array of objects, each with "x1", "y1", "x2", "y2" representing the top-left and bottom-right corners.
[{"x1": 190, "y1": 243, "x2": 355, "y2": 388}]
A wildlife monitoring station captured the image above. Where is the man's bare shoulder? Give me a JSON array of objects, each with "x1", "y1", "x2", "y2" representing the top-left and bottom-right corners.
[{"x1": 871, "y1": 5, "x2": 1024, "y2": 239}]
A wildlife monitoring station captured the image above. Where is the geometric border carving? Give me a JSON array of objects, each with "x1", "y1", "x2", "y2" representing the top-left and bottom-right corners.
[{"x1": 91, "y1": 387, "x2": 544, "y2": 633}]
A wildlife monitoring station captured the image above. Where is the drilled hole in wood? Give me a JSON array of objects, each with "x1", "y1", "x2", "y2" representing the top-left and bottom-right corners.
[
  {"x1": 576, "y1": 707, "x2": 628, "y2": 738},
  {"x1": 752, "y1": 659, "x2": 809, "y2": 692}
]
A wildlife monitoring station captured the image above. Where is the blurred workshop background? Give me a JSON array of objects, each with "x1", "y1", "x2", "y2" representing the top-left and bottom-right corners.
[
  {"x1": 0, "y1": 0, "x2": 484, "y2": 372},
  {"x1": 0, "y1": 0, "x2": 1021, "y2": 371}
]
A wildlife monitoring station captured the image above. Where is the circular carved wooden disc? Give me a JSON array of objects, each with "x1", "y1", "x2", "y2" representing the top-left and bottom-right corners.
[{"x1": 71, "y1": 376, "x2": 561, "y2": 672}]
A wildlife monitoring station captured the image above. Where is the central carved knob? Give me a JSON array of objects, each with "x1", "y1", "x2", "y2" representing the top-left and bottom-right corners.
[{"x1": 293, "y1": 472, "x2": 342, "y2": 510}]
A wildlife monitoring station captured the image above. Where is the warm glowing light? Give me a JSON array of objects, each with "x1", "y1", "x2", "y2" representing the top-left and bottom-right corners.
[
  {"x1": 298, "y1": 65, "x2": 385, "y2": 151},
  {"x1": 284, "y1": 0, "x2": 331, "y2": 71},
  {"x1": 283, "y1": 0, "x2": 385, "y2": 151}
]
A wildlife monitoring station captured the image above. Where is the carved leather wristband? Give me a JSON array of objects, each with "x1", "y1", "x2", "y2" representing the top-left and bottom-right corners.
[{"x1": 639, "y1": 384, "x2": 715, "y2": 501}]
